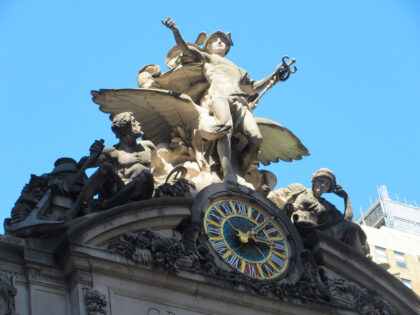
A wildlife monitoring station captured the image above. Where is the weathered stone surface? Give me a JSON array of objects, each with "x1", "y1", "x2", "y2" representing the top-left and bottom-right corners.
[
  {"x1": 93, "y1": 17, "x2": 307, "y2": 191},
  {"x1": 269, "y1": 168, "x2": 369, "y2": 256},
  {"x1": 2, "y1": 17, "x2": 419, "y2": 315},
  {"x1": 103, "y1": 228, "x2": 398, "y2": 314},
  {"x1": 83, "y1": 288, "x2": 107, "y2": 315},
  {"x1": 0, "y1": 191, "x2": 419, "y2": 314},
  {"x1": 0, "y1": 272, "x2": 18, "y2": 315}
]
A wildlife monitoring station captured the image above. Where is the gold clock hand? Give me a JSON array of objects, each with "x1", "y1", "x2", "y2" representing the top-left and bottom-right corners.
[
  {"x1": 254, "y1": 244, "x2": 266, "y2": 257},
  {"x1": 253, "y1": 235, "x2": 275, "y2": 245},
  {"x1": 250, "y1": 217, "x2": 274, "y2": 236}
]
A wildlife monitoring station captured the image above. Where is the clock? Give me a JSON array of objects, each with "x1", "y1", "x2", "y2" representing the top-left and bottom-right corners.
[{"x1": 203, "y1": 198, "x2": 290, "y2": 280}]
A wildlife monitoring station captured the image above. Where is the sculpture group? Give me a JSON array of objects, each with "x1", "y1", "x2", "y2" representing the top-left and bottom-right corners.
[{"x1": 4, "y1": 17, "x2": 368, "y2": 256}]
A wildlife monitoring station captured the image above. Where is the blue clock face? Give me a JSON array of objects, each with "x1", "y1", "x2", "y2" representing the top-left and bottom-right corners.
[{"x1": 204, "y1": 199, "x2": 289, "y2": 280}]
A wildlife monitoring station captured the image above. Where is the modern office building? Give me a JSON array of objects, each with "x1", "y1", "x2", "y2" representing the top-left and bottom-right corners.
[
  {"x1": 358, "y1": 185, "x2": 420, "y2": 295},
  {"x1": 357, "y1": 185, "x2": 420, "y2": 235}
]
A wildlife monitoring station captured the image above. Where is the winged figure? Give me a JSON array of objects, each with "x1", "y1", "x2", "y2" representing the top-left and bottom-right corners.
[{"x1": 92, "y1": 17, "x2": 309, "y2": 191}]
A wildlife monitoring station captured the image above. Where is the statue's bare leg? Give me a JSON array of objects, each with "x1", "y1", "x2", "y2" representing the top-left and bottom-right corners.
[
  {"x1": 99, "y1": 170, "x2": 154, "y2": 209},
  {"x1": 217, "y1": 134, "x2": 236, "y2": 183},
  {"x1": 67, "y1": 163, "x2": 120, "y2": 218},
  {"x1": 209, "y1": 95, "x2": 237, "y2": 183},
  {"x1": 200, "y1": 96, "x2": 233, "y2": 141},
  {"x1": 238, "y1": 110, "x2": 263, "y2": 176}
]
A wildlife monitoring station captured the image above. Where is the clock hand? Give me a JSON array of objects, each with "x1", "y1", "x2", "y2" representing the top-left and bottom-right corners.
[
  {"x1": 250, "y1": 217, "x2": 274, "y2": 236},
  {"x1": 254, "y1": 244, "x2": 266, "y2": 257},
  {"x1": 253, "y1": 235, "x2": 275, "y2": 245}
]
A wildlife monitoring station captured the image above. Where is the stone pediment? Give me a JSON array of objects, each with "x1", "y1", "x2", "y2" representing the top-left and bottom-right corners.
[{"x1": 66, "y1": 197, "x2": 195, "y2": 247}]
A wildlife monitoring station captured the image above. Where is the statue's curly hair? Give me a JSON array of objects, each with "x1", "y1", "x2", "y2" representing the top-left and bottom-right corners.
[{"x1": 111, "y1": 112, "x2": 135, "y2": 138}]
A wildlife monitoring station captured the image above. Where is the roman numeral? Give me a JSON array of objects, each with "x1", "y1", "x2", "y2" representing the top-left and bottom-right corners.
[
  {"x1": 207, "y1": 224, "x2": 220, "y2": 236},
  {"x1": 270, "y1": 254, "x2": 285, "y2": 268},
  {"x1": 219, "y1": 202, "x2": 234, "y2": 215},
  {"x1": 253, "y1": 211, "x2": 262, "y2": 222},
  {"x1": 246, "y1": 263, "x2": 259, "y2": 277},
  {"x1": 227, "y1": 255, "x2": 240, "y2": 268},
  {"x1": 209, "y1": 210, "x2": 223, "y2": 223},
  {"x1": 273, "y1": 241, "x2": 285, "y2": 251},
  {"x1": 213, "y1": 240, "x2": 227, "y2": 253},
  {"x1": 265, "y1": 227, "x2": 278, "y2": 236},
  {"x1": 235, "y1": 202, "x2": 248, "y2": 215},
  {"x1": 262, "y1": 263, "x2": 274, "y2": 276}
]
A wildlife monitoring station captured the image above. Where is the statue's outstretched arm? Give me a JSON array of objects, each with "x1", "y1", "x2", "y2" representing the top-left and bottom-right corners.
[
  {"x1": 162, "y1": 17, "x2": 195, "y2": 57},
  {"x1": 241, "y1": 67, "x2": 280, "y2": 97},
  {"x1": 242, "y1": 58, "x2": 297, "y2": 98}
]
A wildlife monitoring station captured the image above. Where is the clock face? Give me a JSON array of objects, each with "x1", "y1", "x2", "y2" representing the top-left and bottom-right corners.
[{"x1": 203, "y1": 199, "x2": 290, "y2": 280}]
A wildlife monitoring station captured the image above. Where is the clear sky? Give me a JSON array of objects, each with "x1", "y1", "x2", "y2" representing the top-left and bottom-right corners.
[{"x1": 1, "y1": 0, "x2": 419, "y2": 233}]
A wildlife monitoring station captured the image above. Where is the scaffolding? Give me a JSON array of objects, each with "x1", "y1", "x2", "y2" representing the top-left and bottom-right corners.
[
  {"x1": 378, "y1": 185, "x2": 394, "y2": 229},
  {"x1": 359, "y1": 185, "x2": 420, "y2": 236}
]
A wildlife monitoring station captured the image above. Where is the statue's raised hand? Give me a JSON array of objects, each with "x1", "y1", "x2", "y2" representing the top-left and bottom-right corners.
[
  {"x1": 89, "y1": 139, "x2": 105, "y2": 156},
  {"x1": 161, "y1": 17, "x2": 178, "y2": 31},
  {"x1": 333, "y1": 184, "x2": 348, "y2": 199},
  {"x1": 274, "y1": 62, "x2": 290, "y2": 81}
]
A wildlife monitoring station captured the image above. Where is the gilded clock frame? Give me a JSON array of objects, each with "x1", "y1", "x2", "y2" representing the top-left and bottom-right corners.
[
  {"x1": 191, "y1": 183, "x2": 304, "y2": 284},
  {"x1": 204, "y1": 198, "x2": 290, "y2": 280}
]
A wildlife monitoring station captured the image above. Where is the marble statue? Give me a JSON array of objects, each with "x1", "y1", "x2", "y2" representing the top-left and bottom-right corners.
[
  {"x1": 67, "y1": 112, "x2": 155, "y2": 217},
  {"x1": 5, "y1": 18, "x2": 309, "y2": 236},
  {"x1": 161, "y1": 17, "x2": 289, "y2": 183},
  {"x1": 92, "y1": 17, "x2": 308, "y2": 190},
  {"x1": 268, "y1": 168, "x2": 369, "y2": 256}
]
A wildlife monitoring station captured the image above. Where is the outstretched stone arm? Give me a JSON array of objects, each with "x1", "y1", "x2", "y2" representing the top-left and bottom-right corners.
[
  {"x1": 241, "y1": 63, "x2": 284, "y2": 96},
  {"x1": 334, "y1": 184, "x2": 353, "y2": 221},
  {"x1": 162, "y1": 17, "x2": 196, "y2": 58}
]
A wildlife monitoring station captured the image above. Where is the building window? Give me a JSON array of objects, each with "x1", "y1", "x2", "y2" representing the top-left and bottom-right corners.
[
  {"x1": 394, "y1": 251, "x2": 406, "y2": 268},
  {"x1": 401, "y1": 278, "x2": 412, "y2": 288},
  {"x1": 375, "y1": 246, "x2": 387, "y2": 263}
]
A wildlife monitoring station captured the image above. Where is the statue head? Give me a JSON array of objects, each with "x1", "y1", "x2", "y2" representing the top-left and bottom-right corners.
[
  {"x1": 51, "y1": 158, "x2": 78, "y2": 175},
  {"x1": 111, "y1": 112, "x2": 143, "y2": 139},
  {"x1": 311, "y1": 168, "x2": 336, "y2": 196},
  {"x1": 260, "y1": 170, "x2": 277, "y2": 196},
  {"x1": 204, "y1": 31, "x2": 233, "y2": 56}
]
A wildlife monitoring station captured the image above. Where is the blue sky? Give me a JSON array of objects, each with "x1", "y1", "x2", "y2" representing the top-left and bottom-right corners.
[{"x1": 1, "y1": 1, "x2": 419, "y2": 232}]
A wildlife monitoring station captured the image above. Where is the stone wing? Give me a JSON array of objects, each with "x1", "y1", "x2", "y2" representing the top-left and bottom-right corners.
[
  {"x1": 151, "y1": 64, "x2": 209, "y2": 104},
  {"x1": 256, "y1": 117, "x2": 310, "y2": 165},
  {"x1": 91, "y1": 88, "x2": 201, "y2": 145}
]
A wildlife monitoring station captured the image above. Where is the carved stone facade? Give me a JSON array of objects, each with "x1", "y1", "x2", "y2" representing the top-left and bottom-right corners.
[
  {"x1": 2, "y1": 17, "x2": 419, "y2": 315},
  {"x1": 0, "y1": 272, "x2": 17, "y2": 315},
  {"x1": 106, "y1": 228, "x2": 397, "y2": 314},
  {"x1": 0, "y1": 192, "x2": 419, "y2": 314},
  {"x1": 83, "y1": 288, "x2": 107, "y2": 315}
]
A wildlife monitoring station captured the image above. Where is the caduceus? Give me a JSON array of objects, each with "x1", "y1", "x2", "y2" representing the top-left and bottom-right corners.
[{"x1": 249, "y1": 56, "x2": 297, "y2": 111}]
